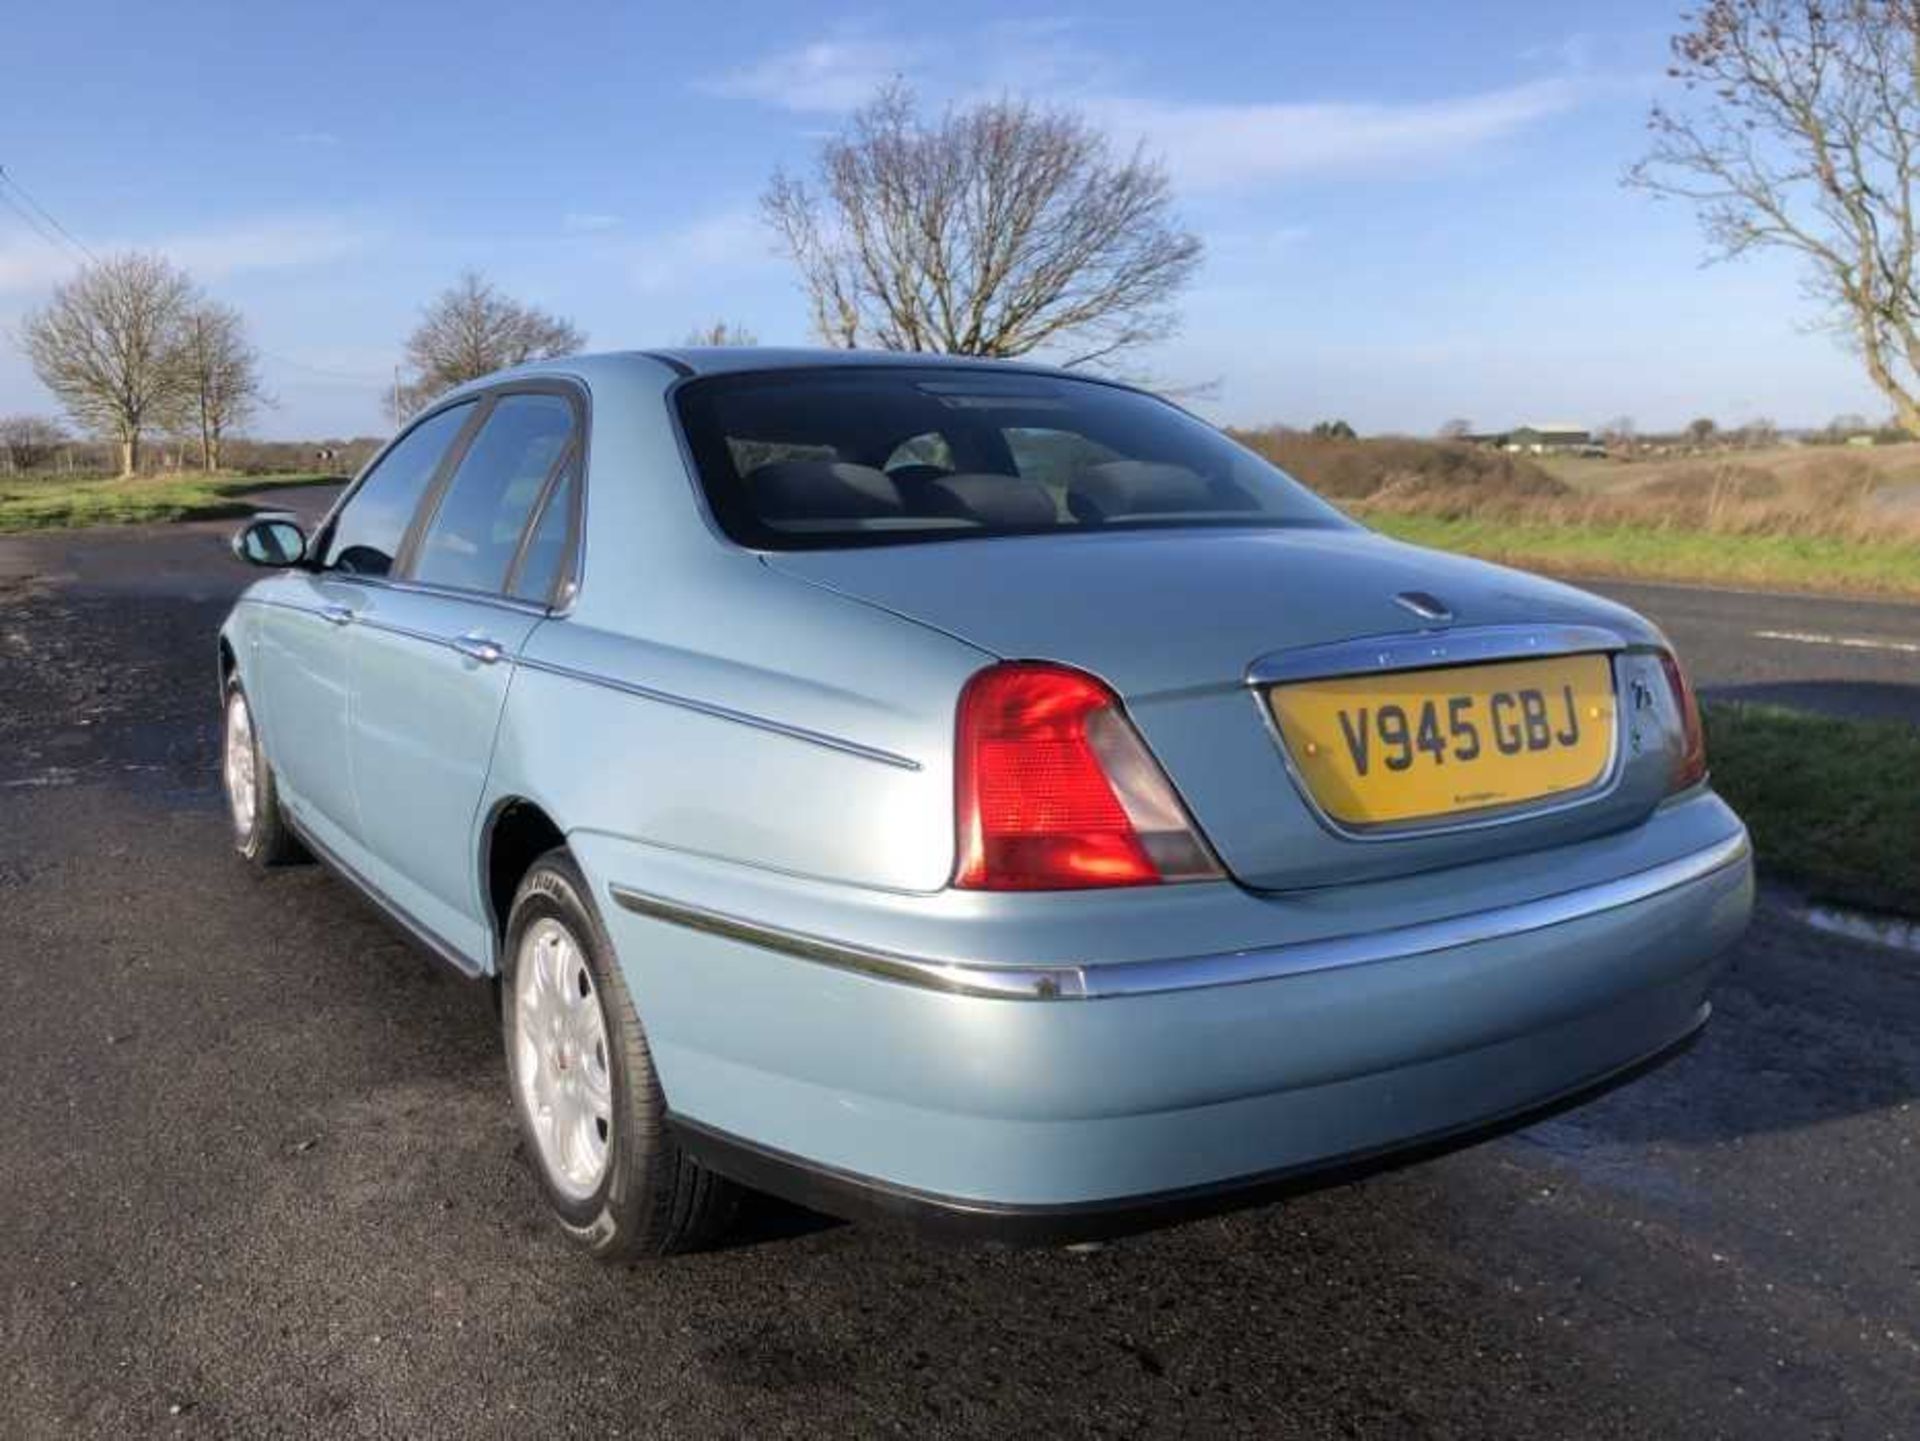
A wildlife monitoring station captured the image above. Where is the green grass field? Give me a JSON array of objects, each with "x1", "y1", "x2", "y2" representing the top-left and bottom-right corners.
[
  {"x1": 1362, "y1": 510, "x2": 1920, "y2": 600},
  {"x1": 0, "y1": 472, "x2": 338, "y2": 534},
  {"x1": 1704, "y1": 703, "x2": 1920, "y2": 917}
]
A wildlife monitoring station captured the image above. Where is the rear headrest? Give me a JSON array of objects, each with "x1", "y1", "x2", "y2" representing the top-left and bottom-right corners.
[
  {"x1": 1069, "y1": 461, "x2": 1212, "y2": 519},
  {"x1": 748, "y1": 460, "x2": 904, "y2": 521},
  {"x1": 921, "y1": 472, "x2": 1057, "y2": 528},
  {"x1": 885, "y1": 463, "x2": 953, "y2": 489}
]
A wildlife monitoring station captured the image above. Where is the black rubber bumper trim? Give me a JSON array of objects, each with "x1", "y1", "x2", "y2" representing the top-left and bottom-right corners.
[{"x1": 670, "y1": 1011, "x2": 1708, "y2": 1246}]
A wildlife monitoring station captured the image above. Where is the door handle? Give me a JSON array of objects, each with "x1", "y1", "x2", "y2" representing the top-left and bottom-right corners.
[
  {"x1": 452, "y1": 632, "x2": 504, "y2": 665},
  {"x1": 320, "y1": 603, "x2": 355, "y2": 627}
]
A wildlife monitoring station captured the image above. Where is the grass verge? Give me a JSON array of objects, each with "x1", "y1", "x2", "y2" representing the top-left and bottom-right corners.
[
  {"x1": 1704, "y1": 702, "x2": 1920, "y2": 918},
  {"x1": 0, "y1": 473, "x2": 340, "y2": 534},
  {"x1": 1362, "y1": 510, "x2": 1920, "y2": 600}
]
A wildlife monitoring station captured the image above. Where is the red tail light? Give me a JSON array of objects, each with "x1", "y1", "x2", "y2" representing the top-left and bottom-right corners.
[
  {"x1": 1658, "y1": 649, "x2": 1707, "y2": 791},
  {"x1": 953, "y1": 662, "x2": 1220, "y2": 891}
]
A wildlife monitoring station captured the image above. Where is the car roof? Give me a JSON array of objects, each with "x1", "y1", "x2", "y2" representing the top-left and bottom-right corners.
[{"x1": 639, "y1": 346, "x2": 1087, "y2": 380}]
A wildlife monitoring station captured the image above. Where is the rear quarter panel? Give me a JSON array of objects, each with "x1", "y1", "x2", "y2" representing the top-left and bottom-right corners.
[{"x1": 487, "y1": 555, "x2": 990, "y2": 894}]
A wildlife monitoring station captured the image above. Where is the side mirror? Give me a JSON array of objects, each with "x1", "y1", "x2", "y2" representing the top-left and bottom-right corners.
[{"x1": 231, "y1": 516, "x2": 308, "y2": 568}]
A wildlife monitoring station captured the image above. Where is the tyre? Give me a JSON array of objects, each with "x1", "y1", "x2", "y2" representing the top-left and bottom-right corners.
[
  {"x1": 222, "y1": 679, "x2": 304, "y2": 867},
  {"x1": 502, "y1": 849, "x2": 739, "y2": 1258}
]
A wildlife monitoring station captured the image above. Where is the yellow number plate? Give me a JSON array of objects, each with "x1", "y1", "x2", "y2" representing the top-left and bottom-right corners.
[{"x1": 1266, "y1": 654, "x2": 1615, "y2": 826}]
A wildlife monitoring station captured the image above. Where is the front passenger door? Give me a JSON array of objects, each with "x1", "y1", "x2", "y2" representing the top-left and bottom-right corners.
[
  {"x1": 346, "y1": 389, "x2": 581, "y2": 963},
  {"x1": 251, "y1": 401, "x2": 478, "y2": 843}
]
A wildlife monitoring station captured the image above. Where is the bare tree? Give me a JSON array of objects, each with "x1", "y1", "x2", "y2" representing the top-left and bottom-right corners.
[
  {"x1": 763, "y1": 85, "x2": 1203, "y2": 368},
  {"x1": 1601, "y1": 415, "x2": 1637, "y2": 445},
  {"x1": 1437, "y1": 417, "x2": 1474, "y2": 439},
  {"x1": 683, "y1": 320, "x2": 759, "y2": 346},
  {"x1": 1687, "y1": 416, "x2": 1720, "y2": 446},
  {"x1": 0, "y1": 414, "x2": 68, "y2": 472},
  {"x1": 395, "y1": 271, "x2": 585, "y2": 418},
  {"x1": 173, "y1": 300, "x2": 265, "y2": 471},
  {"x1": 1630, "y1": 1, "x2": 1920, "y2": 432},
  {"x1": 20, "y1": 252, "x2": 195, "y2": 476}
]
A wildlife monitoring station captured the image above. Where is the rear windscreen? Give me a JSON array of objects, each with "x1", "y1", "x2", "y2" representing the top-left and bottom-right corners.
[{"x1": 673, "y1": 368, "x2": 1352, "y2": 550}]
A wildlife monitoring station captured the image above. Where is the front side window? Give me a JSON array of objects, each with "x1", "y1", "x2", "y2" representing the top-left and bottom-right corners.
[
  {"x1": 412, "y1": 393, "x2": 575, "y2": 594},
  {"x1": 323, "y1": 402, "x2": 476, "y2": 575},
  {"x1": 675, "y1": 369, "x2": 1352, "y2": 550}
]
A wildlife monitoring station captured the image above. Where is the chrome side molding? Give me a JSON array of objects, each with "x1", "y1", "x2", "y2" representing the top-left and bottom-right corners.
[
  {"x1": 611, "y1": 830, "x2": 1751, "y2": 1003},
  {"x1": 1247, "y1": 623, "x2": 1632, "y2": 689},
  {"x1": 515, "y1": 654, "x2": 923, "y2": 772},
  {"x1": 608, "y1": 885, "x2": 1085, "y2": 999}
]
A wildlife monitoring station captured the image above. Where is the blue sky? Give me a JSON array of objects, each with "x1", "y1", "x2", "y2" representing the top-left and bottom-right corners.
[{"x1": 0, "y1": 0, "x2": 1888, "y2": 438}]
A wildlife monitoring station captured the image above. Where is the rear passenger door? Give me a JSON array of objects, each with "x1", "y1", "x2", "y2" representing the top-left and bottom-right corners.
[{"x1": 346, "y1": 387, "x2": 582, "y2": 963}]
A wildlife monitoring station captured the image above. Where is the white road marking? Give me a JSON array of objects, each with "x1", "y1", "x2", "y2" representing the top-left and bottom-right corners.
[{"x1": 1752, "y1": 629, "x2": 1920, "y2": 656}]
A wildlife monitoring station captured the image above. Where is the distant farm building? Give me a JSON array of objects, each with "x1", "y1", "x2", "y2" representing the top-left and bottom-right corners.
[{"x1": 1468, "y1": 423, "x2": 1599, "y2": 455}]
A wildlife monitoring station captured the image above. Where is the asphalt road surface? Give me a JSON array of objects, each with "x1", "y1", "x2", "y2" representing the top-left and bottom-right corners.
[{"x1": 2, "y1": 501, "x2": 1917, "y2": 1437}]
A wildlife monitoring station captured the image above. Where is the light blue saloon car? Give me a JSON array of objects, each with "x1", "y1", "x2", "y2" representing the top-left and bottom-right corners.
[{"x1": 220, "y1": 349, "x2": 1753, "y2": 1256}]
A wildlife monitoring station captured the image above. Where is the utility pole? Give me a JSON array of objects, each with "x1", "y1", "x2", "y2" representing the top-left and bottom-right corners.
[{"x1": 392, "y1": 366, "x2": 402, "y2": 426}]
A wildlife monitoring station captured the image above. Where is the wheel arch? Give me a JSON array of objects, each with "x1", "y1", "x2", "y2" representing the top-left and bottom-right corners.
[{"x1": 482, "y1": 796, "x2": 569, "y2": 950}]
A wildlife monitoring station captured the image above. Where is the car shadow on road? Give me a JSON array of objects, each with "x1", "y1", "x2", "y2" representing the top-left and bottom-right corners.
[{"x1": 1513, "y1": 898, "x2": 1920, "y2": 1156}]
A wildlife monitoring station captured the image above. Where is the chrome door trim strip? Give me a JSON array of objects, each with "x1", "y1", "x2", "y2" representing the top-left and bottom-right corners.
[
  {"x1": 241, "y1": 596, "x2": 517, "y2": 665},
  {"x1": 515, "y1": 654, "x2": 922, "y2": 772},
  {"x1": 239, "y1": 597, "x2": 920, "y2": 769},
  {"x1": 610, "y1": 830, "x2": 1750, "y2": 1002},
  {"x1": 1246, "y1": 623, "x2": 1632, "y2": 688}
]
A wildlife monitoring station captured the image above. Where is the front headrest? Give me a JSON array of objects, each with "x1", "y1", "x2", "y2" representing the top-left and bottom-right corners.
[
  {"x1": 1070, "y1": 461, "x2": 1212, "y2": 519},
  {"x1": 748, "y1": 460, "x2": 904, "y2": 521}
]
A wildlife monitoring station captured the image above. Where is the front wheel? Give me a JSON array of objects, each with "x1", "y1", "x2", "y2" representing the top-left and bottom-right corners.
[
  {"x1": 222, "y1": 680, "x2": 303, "y2": 867},
  {"x1": 501, "y1": 850, "x2": 739, "y2": 1258}
]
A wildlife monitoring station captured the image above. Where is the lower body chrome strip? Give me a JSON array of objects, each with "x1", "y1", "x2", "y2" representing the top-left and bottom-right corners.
[{"x1": 608, "y1": 830, "x2": 1751, "y2": 1003}]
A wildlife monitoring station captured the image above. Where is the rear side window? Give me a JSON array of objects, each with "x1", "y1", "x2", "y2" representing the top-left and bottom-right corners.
[
  {"x1": 674, "y1": 369, "x2": 1352, "y2": 551},
  {"x1": 508, "y1": 461, "x2": 579, "y2": 605},
  {"x1": 412, "y1": 393, "x2": 575, "y2": 594},
  {"x1": 323, "y1": 402, "x2": 475, "y2": 575}
]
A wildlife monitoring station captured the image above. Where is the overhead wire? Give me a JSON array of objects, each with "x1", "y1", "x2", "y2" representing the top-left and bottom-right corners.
[{"x1": 0, "y1": 161, "x2": 389, "y2": 385}]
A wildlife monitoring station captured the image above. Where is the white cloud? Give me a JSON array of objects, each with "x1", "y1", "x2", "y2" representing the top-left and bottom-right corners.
[
  {"x1": 1092, "y1": 79, "x2": 1579, "y2": 191},
  {"x1": 698, "y1": 36, "x2": 920, "y2": 113},
  {"x1": 705, "y1": 25, "x2": 1579, "y2": 190},
  {"x1": 159, "y1": 216, "x2": 372, "y2": 277},
  {"x1": 625, "y1": 209, "x2": 770, "y2": 293},
  {"x1": 563, "y1": 211, "x2": 622, "y2": 234},
  {"x1": 0, "y1": 241, "x2": 76, "y2": 295},
  {"x1": 0, "y1": 215, "x2": 373, "y2": 298}
]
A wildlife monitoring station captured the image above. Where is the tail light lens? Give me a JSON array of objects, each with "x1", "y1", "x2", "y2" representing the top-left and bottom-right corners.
[
  {"x1": 1658, "y1": 649, "x2": 1707, "y2": 791},
  {"x1": 954, "y1": 662, "x2": 1221, "y2": 891}
]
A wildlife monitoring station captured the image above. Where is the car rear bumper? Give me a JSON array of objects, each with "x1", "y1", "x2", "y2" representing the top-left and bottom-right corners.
[
  {"x1": 572, "y1": 808, "x2": 1752, "y2": 1224},
  {"x1": 669, "y1": 1016, "x2": 1708, "y2": 1244}
]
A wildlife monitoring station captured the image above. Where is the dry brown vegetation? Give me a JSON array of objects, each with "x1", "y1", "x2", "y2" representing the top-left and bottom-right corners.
[{"x1": 1232, "y1": 429, "x2": 1920, "y2": 544}]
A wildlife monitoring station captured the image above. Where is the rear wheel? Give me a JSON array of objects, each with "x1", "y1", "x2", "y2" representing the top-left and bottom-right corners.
[
  {"x1": 502, "y1": 850, "x2": 738, "y2": 1258},
  {"x1": 222, "y1": 681, "x2": 303, "y2": 867}
]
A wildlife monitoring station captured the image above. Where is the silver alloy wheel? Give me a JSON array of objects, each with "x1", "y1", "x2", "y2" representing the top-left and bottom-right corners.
[
  {"x1": 223, "y1": 690, "x2": 258, "y2": 841},
  {"x1": 512, "y1": 916, "x2": 615, "y2": 1200}
]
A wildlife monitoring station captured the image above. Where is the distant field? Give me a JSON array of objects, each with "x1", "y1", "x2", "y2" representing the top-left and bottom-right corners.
[
  {"x1": 1539, "y1": 441, "x2": 1920, "y2": 517},
  {"x1": 0, "y1": 472, "x2": 338, "y2": 534},
  {"x1": 1365, "y1": 512, "x2": 1920, "y2": 598},
  {"x1": 1235, "y1": 430, "x2": 1920, "y2": 598}
]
